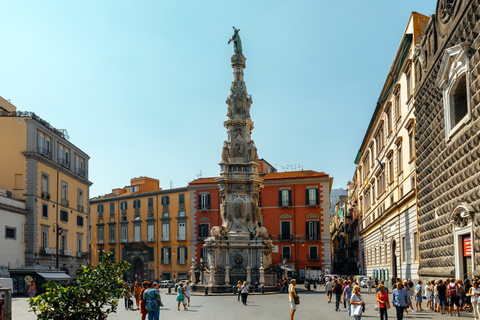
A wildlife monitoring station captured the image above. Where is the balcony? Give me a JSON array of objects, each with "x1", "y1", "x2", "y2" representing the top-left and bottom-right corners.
[
  {"x1": 279, "y1": 200, "x2": 290, "y2": 208},
  {"x1": 57, "y1": 157, "x2": 70, "y2": 168},
  {"x1": 61, "y1": 199, "x2": 69, "y2": 207},
  {"x1": 161, "y1": 259, "x2": 171, "y2": 265},
  {"x1": 75, "y1": 167, "x2": 86, "y2": 177},
  {"x1": 161, "y1": 237, "x2": 170, "y2": 242},
  {"x1": 197, "y1": 236, "x2": 207, "y2": 242},
  {"x1": 76, "y1": 252, "x2": 88, "y2": 259},
  {"x1": 147, "y1": 236, "x2": 155, "y2": 243},
  {"x1": 306, "y1": 199, "x2": 319, "y2": 207},
  {"x1": 41, "y1": 192, "x2": 51, "y2": 200},
  {"x1": 179, "y1": 202, "x2": 185, "y2": 209},
  {"x1": 308, "y1": 254, "x2": 319, "y2": 261},
  {"x1": 305, "y1": 233, "x2": 320, "y2": 240},
  {"x1": 97, "y1": 239, "x2": 104, "y2": 245},
  {"x1": 37, "y1": 147, "x2": 52, "y2": 158},
  {"x1": 77, "y1": 205, "x2": 84, "y2": 213},
  {"x1": 108, "y1": 239, "x2": 116, "y2": 244},
  {"x1": 40, "y1": 247, "x2": 55, "y2": 255},
  {"x1": 120, "y1": 238, "x2": 127, "y2": 244},
  {"x1": 197, "y1": 205, "x2": 209, "y2": 211},
  {"x1": 0, "y1": 110, "x2": 68, "y2": 140}
]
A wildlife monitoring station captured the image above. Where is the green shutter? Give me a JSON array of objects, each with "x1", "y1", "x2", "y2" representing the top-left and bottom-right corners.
[
  {"x1": 185, "y1": 246, "x2": 188, "y2": 263},
  {"x1": 278, "y1": 190, "x2": 282, "y2": 206},
  {"x1": 316, "y1": 188, "x2": 319, "y2": 205},
  {"x1": 207, "y1": 194, "x2": 210, "y2": 209},
  {"x1": 288, "y1": 190, "x2": 292, "y2": 206},
  {"x1": 305, "y1": 221, "x2": 309, "y2": 239},
  {"x1": 149, "y1": 247, "x2": 154, "y2": 261}
]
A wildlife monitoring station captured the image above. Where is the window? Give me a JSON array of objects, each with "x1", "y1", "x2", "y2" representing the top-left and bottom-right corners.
[
  {"x1": 281, "y1": 220, "x2": 291, "y2": 240},
  {"x1": 372, "y1": 180, "x2": 376, "y2": 201},
  {"x1": 147, "y1": 212, "x2": 154, "y2": 220},
  {"x1": 397, "y1": 144, "x2": 403, "y2": 174},
  {"x1": 178, "y1": 210, "x2": 186, "y2": 217},
  {"x1": 121, "y1": 201, "x2": 127, "y2": 214},
  {"x1": 161, "y1": 196, "x2": 170, "y2": 209},
  {"x1": 408, "y1": 131, "x2": 414, "y2": 160},
  {"x1": 109, "y1": 225, "x2": 116, "y2": 244},
  {"x1": 388, "y1": 156, "x2": 394, "y2": 183},
  {"x1": 121, "y1": 215, "x2": 127, "y2": 222},
  {"x1": 305, "y1": 221, "x2": 319, "y2": 239},
  {"x1": 198, "y1": 194, "x2": 210, "y2": 210},
  {"x1": 413, "y1": 232, "x2": 418, "y2": 261},
  {"x1": 37, "y1": 132, "x2": 44, "y2": 154},
  {"x1": 134, "y1": 225, "x2": 141, "y2": 242},
  {"x1": 98, "y1": 204, "x2": 104, "y2": 217},
  {"x1": 411, "y1": 175, "x2": 416, "y2": 191},
  {"x1": 60, "y1": 209, "x2": 68, "y2": 223},
  {"x1": 306, "y1": 188, "x2": 319, "y2": 206},
  {"x1": 365, "y1": 189, "x2": 371, "y2": 210},
  {"x1": 98, "y1": 226, "x2": 104, "y2": 244},
  {"x1": 42, "y1": 230, "x2": 48, "y2": 248},
  {"x1": 129, "y1": 185, "x2": 138, "y2": 193},
  {"x1": 308, "y1": 246, "x2": 318, "y2": 260},
  {"x1": 199, "y1": 223, "x2": 209, "y2": 240},
  {"x1": 134, "y1": 214, "x2": 140, "y2": 221},
  {"x1": 385, "y1": 244, "x2": 388, "y2": 264},
  {"x1": 177, "y1": 246, "x2": 188, "y2": 265},
  {"x1": 161, "y1": 246, "x2": 171, "y2": 264},
  {"x1": 77, "y1": 237, "x2": 82, "y2": 256},
  {"x1": 405, "y1": 65, "x2": 412, "y2": 100},
  {"x1": 42, "y1": 203, "x2": 48, "y2": 218},
  {"x1": 77, "y1": 189, "x2": 84, "y2": 212},
  {"x1": 41, "y1": 173, "x2": 49, "y2": 197},
  {"x1": 282, "y1": 246, "x2": 291, "y2": 261},
  {"x1": 375, "y1": 125, "x2": 384, "y2": 156},
  {"x1": 279, "y1": 189, "x2": 291, "y2": 207},
  {"x1": 179, "y1": 194, "x2": 185, "y2": 208},
  {"x1": 75, "y1": 155, "x2": 85, "y2": 176},
  {"x1": 121, "y1": 226, "x2": 128, "y2": 242},
  {"x1": 148, "y1": 198, "x2": 154, "y2": 212},
  {"x1": 46, "y1": 136, "x2": 51, "y2": 155},
  {"x1": 60, "y1": 234, "x2": 67, "y2": 252},
  {"x1": 147, "y1": 224, "x2": 155, "y2": 242},
  {"x1": 61, "y1": 181, "x2": 68, "y2": 207},
  {"x1": 178, "y1": 222, "x2": 186, "y2": 241},
  {"x1": 438, "y1": 44, "x2": 471, "y2": 139},
  {"x1": 402, "y1": 236, "x2": 406, "y2": 262},
  {"x1": 379, "y1": 246, "x2": 382, "y2": 265},
  {"x1": 110, "y1": 203, "x2": 115, "y2": 215},
  {"x1": 5, "y1": 227, "x2": 16, "y2": 239},
  {"x1": 77, "y1": 215, "x2": 84, "y2": 227},
  {"x1": 386, "y1": 105, "x2": 392, "y2": 133},
  {"x1": 133, "y1": 199, "x2": 141, "y2": 213},
  {"x1": 162, "y1": 223, "x2": 170, "y2": 241},
  {"x1": 395, "y1": 86, "x2": 401, "y2": 119},
  {"x1": 378, "y1": 171, "x2": 385, "y2": 195},
  {"x1": 162, "y1": 211, "x2": 169, "y2": 218}
]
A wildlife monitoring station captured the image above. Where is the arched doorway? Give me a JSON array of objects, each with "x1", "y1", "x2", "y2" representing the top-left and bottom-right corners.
[
  {"x1": 133, "y1": 258, "x2": 143, "y2": 282},
  {"x1": 391, "y1": 239, "x2": 397, "y2": 286}
]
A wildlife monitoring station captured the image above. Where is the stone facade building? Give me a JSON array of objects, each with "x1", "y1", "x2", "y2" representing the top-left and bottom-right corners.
[
  {"x1": 414, "y1": 0, "x2": 480, "y2": 280},
  {"x1": 354, "y1": 13, "x2": 429, "y2": 285}
]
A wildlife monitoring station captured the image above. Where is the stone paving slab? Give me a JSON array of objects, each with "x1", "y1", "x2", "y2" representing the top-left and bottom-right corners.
[{"x1": 11, "y1": 288, "x2": 475, "y2": 319}]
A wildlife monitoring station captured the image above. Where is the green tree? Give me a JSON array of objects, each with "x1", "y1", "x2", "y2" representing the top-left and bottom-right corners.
[{"x1": 29, "y1": 252, "x2": 131, "y2": 320}]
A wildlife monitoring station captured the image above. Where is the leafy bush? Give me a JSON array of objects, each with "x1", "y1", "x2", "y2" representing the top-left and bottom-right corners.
[{"x1": 29, "y1": 252, "x2": 130, "y2": 320}]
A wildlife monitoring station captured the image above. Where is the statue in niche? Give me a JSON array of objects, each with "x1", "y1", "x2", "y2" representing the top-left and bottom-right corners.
[
  {"x1": 247, "y1": 140, "x2": 258, "y2": 162},
  {"x1": 233, "y1": 142, "x2": 244, "y2": 157},
  {"x1": 226, "y1": 96, "x2": 233, "y2": 118},
  {"x1": 233, "y1": 124, "x2": 243, "y2": 139},
  {"x1": 228, "y1": 26, "x2": 242, "y2": 54},
  {"x1": 221, "y1": 141, "x2": 230, "y2": 163},
  {"x1": 251, "y1": 193, "x2": 261, "y2": 223}
]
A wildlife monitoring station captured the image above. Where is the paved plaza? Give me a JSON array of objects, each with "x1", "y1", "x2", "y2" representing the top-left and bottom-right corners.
[{"x1": 11, "y1": 288, "x2": 476, "y2": 320}]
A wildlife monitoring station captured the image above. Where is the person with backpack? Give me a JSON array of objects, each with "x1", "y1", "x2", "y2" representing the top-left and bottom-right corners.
[
  {"x1": 143, "y1": 282, "x2": 161, "y2": 320},
  {"x1": 447, "y1": 278, "x2": 460, "y2": 317}
]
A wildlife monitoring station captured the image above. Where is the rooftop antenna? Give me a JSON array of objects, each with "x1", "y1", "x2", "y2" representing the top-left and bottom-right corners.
[
  {"x1": 196, "y1": 170, "x2": 203, "y2": 179},
  {"x1": 170, "y1": 180, "x2": 173, "y2": 189}
]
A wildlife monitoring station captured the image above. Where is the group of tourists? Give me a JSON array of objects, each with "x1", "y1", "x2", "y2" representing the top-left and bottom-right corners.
[
  {"x1": 122, "y1": 280, "x2": 191, "y2": 320},
  {"x1": 322, "y1": 275, "x2": 480, "y2": 320}
]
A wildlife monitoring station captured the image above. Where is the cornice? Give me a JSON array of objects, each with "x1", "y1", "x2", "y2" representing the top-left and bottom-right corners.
[
  {"x1": 22, "y1": 152, "x2": 93, "y2": 186},
  {"x1": 187, "y1": 184, "x2": 218, "y2": 190},
  {"x1": 0, "y1": 202, "x2": 27, "y2": 215},
  {"x1": 263, "y1": 177, "x2": 330, "y2": 186},
  {"x1": 90, "y1": 187, "x2": 188, "y2": 203}
]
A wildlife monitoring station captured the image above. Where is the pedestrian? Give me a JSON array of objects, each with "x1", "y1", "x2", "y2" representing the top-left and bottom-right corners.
[
  {"x1": 143, "y1": 282, "x2": 161, "y2": 320},
  {"x1": 342, "y1": 280, "x2": 348, "y2": 308},
  {"x1": 465, "y1": 279, "x2": 473, "y2": 311},
  {"x1": 176, "y1": 282, "x2": 187, "y2": 311},
  {"x1": 139, "y1": 281, "x2": 149, "y2": 320},
  {"x1": 459, "y1": 279, "x2": 466, "y2": 309},
  {"x1": 241, "y1": 281, "x2": 249, "y2": 305},
  {"x1": 288, "y1": 279, "x2": 299, "y2": 320},
  {"x1": 28, "y1": 280, "x2": 37, "y2": 298},
  {"x1": 133, "y1": 282, "x2": 142, "y2": 310},
  {"x1": 414, "y1": 280, "x2": 423, "y2": 311},
  {"x1": 367, "y1": 277, "x2": 373, "y2": 295},
  {"x1": 350, "y1": 285, "x2": 365, "y2": 320},
  {"x1": 392, "y1": 282, "x2": 409, "y2": 320},
  {"x1": 124, "y1": 282, "x2": 132, "y2": 310},
  {"x1": 334, "y1": 279, "x2": 343, "y2": 311},
  {"x1": 236, "y1": 280, "x2": 242, "y2": 302},
  {"x1": 425, "y1": 281, "x2": 432, "y2": 310},
  {"x1": 325, "y1": 277, "x2": 334, "y2": 303},
  {"x1": 447, "y1": 278, "x2": 460, "y2": 316},
  {"x1": 403, "y1": 280, "x2": 414, "y2": 313},
  {"x1": 436, "y1": 279, "x2": 447, "y2": 314},
  {"x1": 376, "y1": 284, "x2": 389, "y2": 320},
  {"x1": 344, "y1": 280, "x2": 354, "y2": 316},
  {"x1": 468, "y1": 279, "x2": 480, "y2": 320},
  {"x1": 184, "y1": 280, "x2": 191, "y2": 307},
  {"x1": 313, "y1": 279, "x2": 317, "y2": 292}
]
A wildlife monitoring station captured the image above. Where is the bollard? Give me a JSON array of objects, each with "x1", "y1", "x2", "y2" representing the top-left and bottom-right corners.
[
  {"x1": 168, "y1": 286, "x2": 171, "y2": 294},
  {"x1": 204, "y1": 286, "x2": 208, "y2": 295},
  {"x1": 261, "y1": 286, "x2": 264, "y2": 294}
]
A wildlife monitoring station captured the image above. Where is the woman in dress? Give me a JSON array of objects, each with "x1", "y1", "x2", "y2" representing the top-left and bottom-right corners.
[
  {"x1": 241, "y1": 281, "x2": 249, "y2": 305},
  {"x1": 468, "y1": 280, "x2": 480, "y2": 320},
  {"x1": 376, "y1": 284, "x2": 389, "y2": 320},
  {"x1": 425, "y1": 281, "x2": 432, "y2": 310},
  {"x1": 403, "y1": 280, "x2": 414, "y2": 313},
  {"x1": 176, "y1": 282, "x2": 187, "y2": 311},
  {"x1": 133, "y1": 282, "x2": 142, "y2": 310},
  {"x1": 350, "y1": 285, "x2": 366, "y2": 320},
  {"x1": 184, "y1": 281, "x2": 191, "y2": 307}
]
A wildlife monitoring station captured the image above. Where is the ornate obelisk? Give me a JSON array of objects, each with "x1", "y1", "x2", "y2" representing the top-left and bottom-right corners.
[{"x1": 203, "y1": 27, "x2": 274, "y2": 288}]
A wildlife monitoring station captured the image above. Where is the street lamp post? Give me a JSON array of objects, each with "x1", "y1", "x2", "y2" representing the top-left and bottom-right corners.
[{"x1": 52, "y1": 223, "x2": 63, "y2": 270}]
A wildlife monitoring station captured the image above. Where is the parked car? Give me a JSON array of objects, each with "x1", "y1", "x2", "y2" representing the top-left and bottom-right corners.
[{"x1": 161, "y1": 280, "x2": 174, "y2": 288}]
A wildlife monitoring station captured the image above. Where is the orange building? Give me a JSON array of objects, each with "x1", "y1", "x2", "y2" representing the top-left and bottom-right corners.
[
  {"x1": 90, "y1": 177, "x2": 191, "y2": 282},
  {"x1": 189, "y1": 160, "x2": 332, "y2": 280}
]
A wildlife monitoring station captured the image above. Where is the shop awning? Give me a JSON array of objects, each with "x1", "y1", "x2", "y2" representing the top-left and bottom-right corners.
[{"x1": 37, "y1": 272, "x2": 72, "y2": 281}]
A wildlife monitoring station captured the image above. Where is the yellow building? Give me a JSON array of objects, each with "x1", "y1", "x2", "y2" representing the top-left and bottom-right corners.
[
  {"x1": 89, "y1": 177, "x2": 191, "y2": 282},
  {"x1": 0, "y1": 97, "x2": 92, "y2": 280}
]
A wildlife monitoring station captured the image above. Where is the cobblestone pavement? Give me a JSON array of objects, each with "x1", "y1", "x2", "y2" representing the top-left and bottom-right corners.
[{"x1": 11, "y1": 288, "x2": 476, "y2": 320}]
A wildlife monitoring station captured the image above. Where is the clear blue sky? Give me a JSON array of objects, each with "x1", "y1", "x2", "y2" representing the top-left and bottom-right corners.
[{"x1": 0, "y1": 1, "x2": 436, "y2": 197}]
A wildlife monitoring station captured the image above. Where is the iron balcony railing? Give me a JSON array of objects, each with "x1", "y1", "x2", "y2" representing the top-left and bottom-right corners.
[
  {"x1": 61, "y1": 199, "x2": 69, "y2": 207},
  {"x1": 37, "y1": 147, "x2": 52, "y2": 158}
]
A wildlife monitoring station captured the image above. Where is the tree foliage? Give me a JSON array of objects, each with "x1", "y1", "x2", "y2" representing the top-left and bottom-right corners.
[{"x1": 29, "y1": 252, "x2": 131, "y2": 320}]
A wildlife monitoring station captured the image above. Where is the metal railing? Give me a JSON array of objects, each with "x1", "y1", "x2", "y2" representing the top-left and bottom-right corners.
[
  {"x1": 37, "y1": 147, "x2": 52, "y2": 157},
  {"x1": 77, "y1": 205, "x2": 84, "y2": 213},
  {"x1": 41, "y1": 192, "x2": 51, "y2": 199},
  {"x1": 61, "y1": 199, "x2": 69, "y2": 207},
  {"x1": 57, "y1": 157, "x2": 70, "y2": 168},
  {"x1": 308, "y1": 254, "x2": 319, "y2": 261},
  {"x1": 75, "y1": 167, "x2": 86, "y2": 177}
]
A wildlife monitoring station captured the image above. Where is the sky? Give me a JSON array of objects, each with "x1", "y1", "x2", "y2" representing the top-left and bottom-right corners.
[{"x1": 0, "y1": 1, "x2": 437, "y2": 197}]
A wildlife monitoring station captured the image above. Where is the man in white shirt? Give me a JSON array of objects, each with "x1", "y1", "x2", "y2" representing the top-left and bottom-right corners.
[{"x1": 325, "y1": 278, "x2": 334, "y2": 303}]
